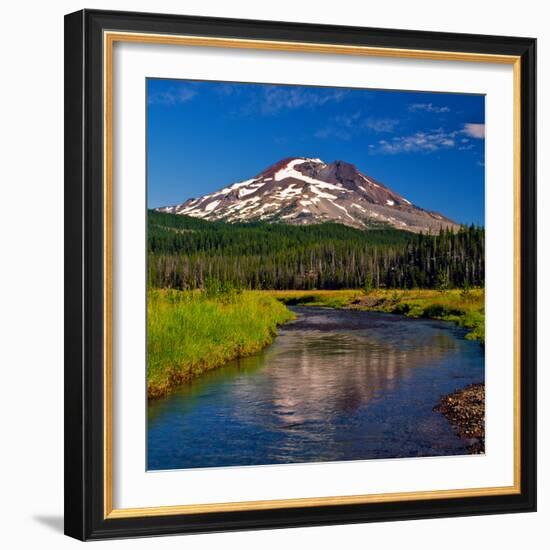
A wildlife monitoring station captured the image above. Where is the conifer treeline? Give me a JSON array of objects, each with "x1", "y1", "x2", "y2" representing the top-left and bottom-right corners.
[{"x1": 148, "y1": 211, "x2": 484, "y2": 290}]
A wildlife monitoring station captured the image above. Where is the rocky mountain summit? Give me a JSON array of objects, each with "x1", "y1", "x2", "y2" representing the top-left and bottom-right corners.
[{"x1": 157, "y1": 157, "x2": 459, "y2": 233}]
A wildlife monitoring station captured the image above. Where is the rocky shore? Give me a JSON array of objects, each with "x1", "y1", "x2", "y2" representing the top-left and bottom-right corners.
[{"x1": 434, "y1": 383, "x2": 485, "y2": 454}]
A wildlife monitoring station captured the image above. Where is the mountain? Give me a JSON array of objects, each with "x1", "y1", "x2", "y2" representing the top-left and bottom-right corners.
[{"x1": 156, "y1": 157, "x2": 459, "y2": 233}]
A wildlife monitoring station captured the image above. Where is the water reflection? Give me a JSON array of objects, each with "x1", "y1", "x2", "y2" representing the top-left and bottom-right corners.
[{"x1": 148, "y1": 308, "x2": 484, "y2": 469}]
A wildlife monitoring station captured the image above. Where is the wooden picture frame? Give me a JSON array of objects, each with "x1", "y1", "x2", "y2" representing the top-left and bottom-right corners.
[{"x1": 64, "y1": 9, "x2": 536, "y2": 540}]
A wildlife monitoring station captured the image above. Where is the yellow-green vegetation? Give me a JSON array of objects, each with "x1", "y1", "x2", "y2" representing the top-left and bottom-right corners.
[
  {"x1": 148, "y1": 288, "x2": 295, "y2": 399},
  {"x1": 148, "y1": 286, "x2": 483, "y2": 400},
  {"x1": 268, "y1": 289, "x2": 364, "y2": 309},
  {"x1": 270, "y1": 288, "x2": 485, "y2": 344},
  {"x1": 356, "y1": 288, "x2": 485, "y2": 343}
]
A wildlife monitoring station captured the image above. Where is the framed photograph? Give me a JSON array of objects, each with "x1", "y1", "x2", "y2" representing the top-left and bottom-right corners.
[{"x1": 64, "y1": 9, "x2": 536, "y2": 540}]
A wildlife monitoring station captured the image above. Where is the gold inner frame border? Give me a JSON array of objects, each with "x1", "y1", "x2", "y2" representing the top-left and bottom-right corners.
[{"x1": 102, "y1": 30, "x2": 522, "y2": 519}]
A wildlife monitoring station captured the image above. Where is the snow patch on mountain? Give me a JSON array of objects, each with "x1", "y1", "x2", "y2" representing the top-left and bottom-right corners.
[{"x1": 157, "y1": 156, "x2": 459, "y2": 233}]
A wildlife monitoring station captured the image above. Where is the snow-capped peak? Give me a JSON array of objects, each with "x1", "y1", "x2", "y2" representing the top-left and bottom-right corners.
[
  {"x1": 274, "y1": 158, "x2": 331, "y2": 187},
  {"x1": 157, "y1": 157, "x2": 458, "y2": 233}
]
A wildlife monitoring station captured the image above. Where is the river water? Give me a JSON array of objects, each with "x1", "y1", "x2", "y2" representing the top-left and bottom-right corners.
[{"x1": 147, "y1": 307, "x2": 484, "y2": 470}]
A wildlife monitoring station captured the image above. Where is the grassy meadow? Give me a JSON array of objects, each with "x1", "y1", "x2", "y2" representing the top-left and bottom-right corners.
[
  {"x1": 270, "y1": 288, "x2": 485, "y2": 343},
  {"x1": 147, "y1": 288, "x2": 295, "y2": 399},
  {"x1": 147, "y1": 286, "x2": 484, "y2": 399},
  {"x1": 268, "y1": 289, "x2": 363, "y2": 308}
]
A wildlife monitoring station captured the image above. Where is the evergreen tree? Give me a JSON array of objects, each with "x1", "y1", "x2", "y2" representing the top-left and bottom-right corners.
[{"x1": 148, "y1": 211, "x2": 485, "y2": 291}]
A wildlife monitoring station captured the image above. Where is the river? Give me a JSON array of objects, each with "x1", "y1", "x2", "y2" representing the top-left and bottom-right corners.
[{"x1": 147, "y1": 307, "x2": 484, "y2": 470}]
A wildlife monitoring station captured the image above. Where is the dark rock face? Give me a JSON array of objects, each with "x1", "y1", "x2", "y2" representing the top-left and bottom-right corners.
[{"x1": 157, "y1": 157, "x2": 459, "y2": 233}]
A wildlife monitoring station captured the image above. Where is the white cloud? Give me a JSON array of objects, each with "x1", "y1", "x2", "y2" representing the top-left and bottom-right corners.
[
  {"x1": 372, "y1": 128, "x2": 458, "y2": 154},
  {"x1": 462, "y1": 123, "x2": 485, "y2": 139},
  {"x1": 408, "y1": 103, "x2": 450, "y2": 114},
  {"x1": 333, "y1": 111, "x2": 362, "y2": 128},
  {"x1": 370, "y1": 122, "x2": 485, "y2": 154},
  {"x1": 148, "y1": 86, "x2": 197, "y2": 105},
  {"x1": 364, "y1": 117, "x2": 399, "y2": 133},
  {"x1": 315, "y1": 112, "x2": 398, "y2": 141},
  {"x1": 261, "y1": 86, "x2": 346, "y2": 115}
]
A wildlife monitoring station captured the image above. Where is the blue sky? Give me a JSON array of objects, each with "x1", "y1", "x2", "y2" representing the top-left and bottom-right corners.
[{"x1": 147, "y1": 78, "x2": 485, "y2": 225}]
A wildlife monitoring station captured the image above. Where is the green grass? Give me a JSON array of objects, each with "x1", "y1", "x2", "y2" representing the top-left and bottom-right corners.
[
  {"x1": 360, "y1": 289, "x2": 485, "y2": 343},
  {"x1": 267, "y1": 288, "x2": 485, "y2": 344},
  {"x1": 148, "y1": 287, "x2": 484, "y2": 399},
  {"x1": 147, "y1": 289, "x2": 295, "y2": 399},
  {"x1": 268, "y1": 289, "x2": 363, "y2": 308}
]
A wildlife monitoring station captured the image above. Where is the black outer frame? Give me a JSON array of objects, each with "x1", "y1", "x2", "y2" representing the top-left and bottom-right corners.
[{"x1": 64, "y1": 9, "x2": 537, "y2": 541}]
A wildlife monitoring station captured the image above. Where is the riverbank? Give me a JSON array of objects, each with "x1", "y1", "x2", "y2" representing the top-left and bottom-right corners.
[
  {"x1": 149, "y1": 304, "x2": 485, "y2": 469},
  {"x1": 433, "y1": 383, "x2": 485, "y2": 453},
  {"x1": 147, "y1": 289, "x2": 295, "y2": 399},
  {"x1": 270, "y1": 288, "x2": 485, "y2": 343},
  {"x1": 148, "y1": 287, "x2": 484, "y2": 399}
]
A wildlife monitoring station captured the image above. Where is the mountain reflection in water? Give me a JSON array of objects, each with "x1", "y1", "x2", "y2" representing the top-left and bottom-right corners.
[{"x1": 148, "y1": 307, "x2": 484, "y2": 470}]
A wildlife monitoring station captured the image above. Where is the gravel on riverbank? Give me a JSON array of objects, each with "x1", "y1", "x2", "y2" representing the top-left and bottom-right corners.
[{"x1": 434, "y1": 383, "x2": 485, "y2": 454}]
